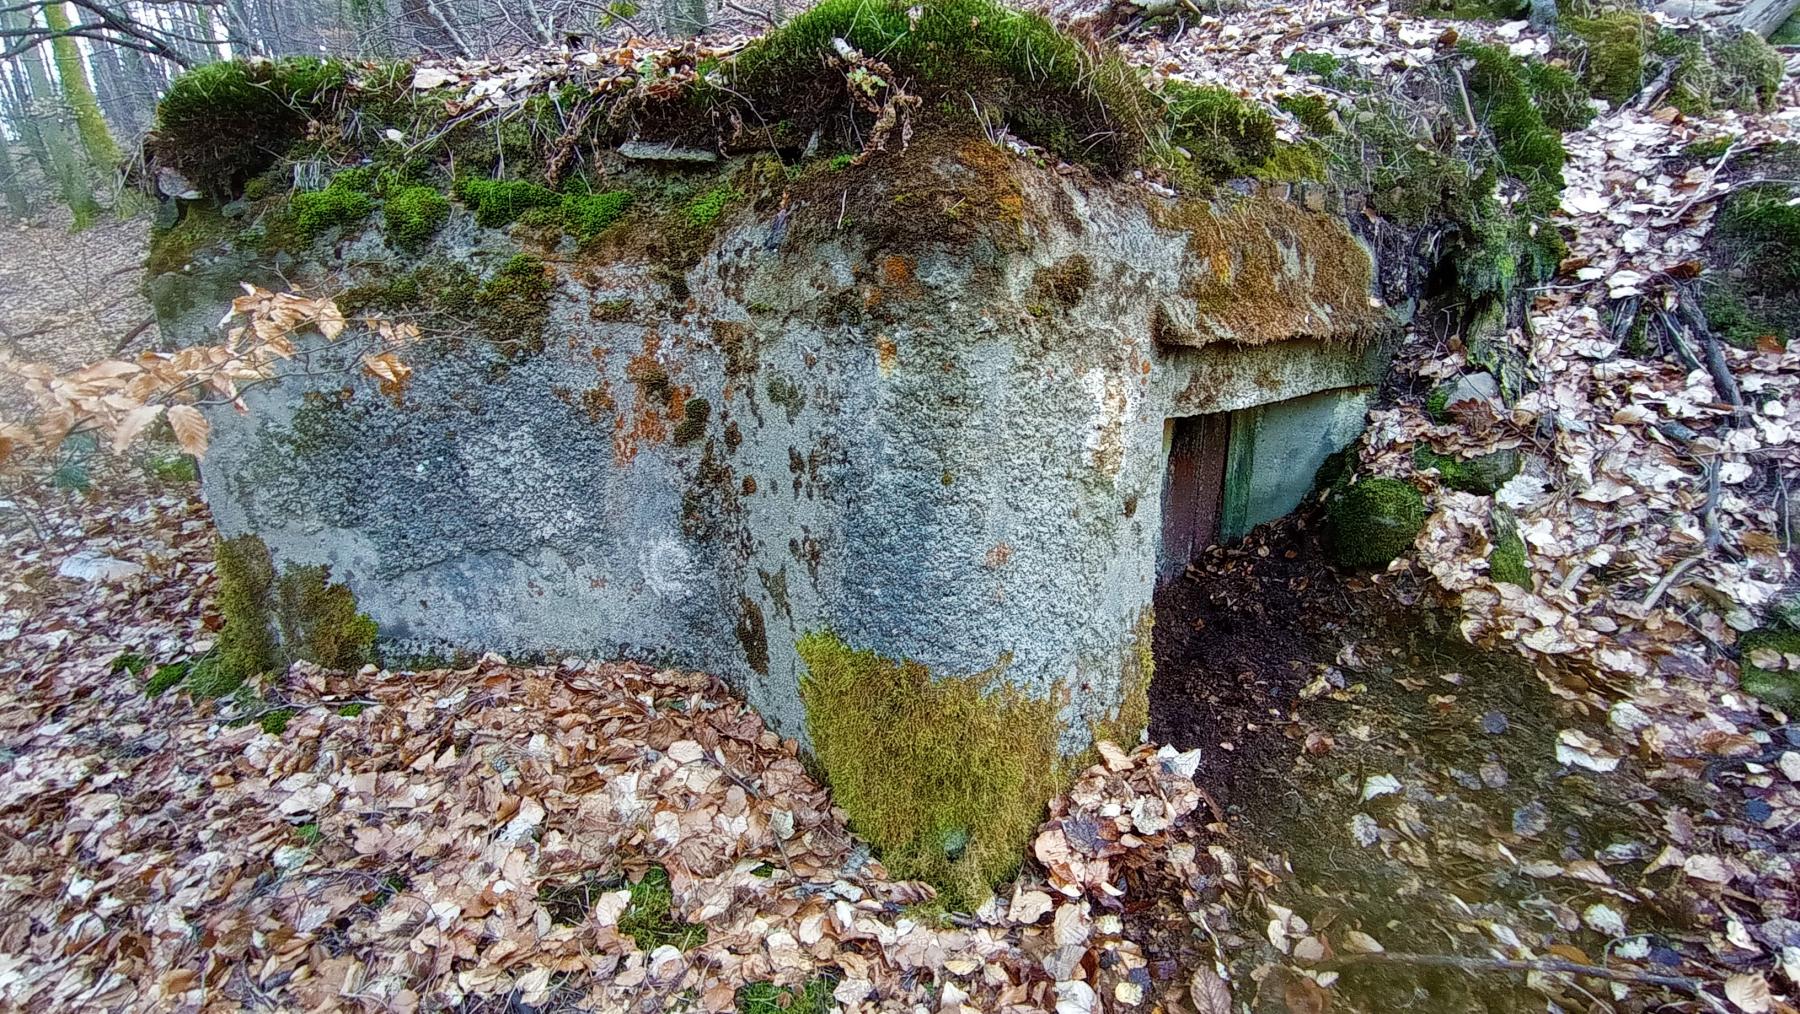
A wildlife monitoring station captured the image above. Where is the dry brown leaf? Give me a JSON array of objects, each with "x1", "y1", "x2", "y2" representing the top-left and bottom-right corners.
[{"x1": 166, "y1": 405, "x2": 209, "y2": 457}]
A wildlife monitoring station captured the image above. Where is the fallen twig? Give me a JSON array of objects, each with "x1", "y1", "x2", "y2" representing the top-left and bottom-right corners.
[
  {"x1": 1669, "y1": 140, "x2": 1738, "y2": 225},
  {"x1": 1642, "y1": 554, "x2": 1703, "y2": 610},
  {"x1": 1633, "y1": 61, "x2": 1675, "y2": 113}
]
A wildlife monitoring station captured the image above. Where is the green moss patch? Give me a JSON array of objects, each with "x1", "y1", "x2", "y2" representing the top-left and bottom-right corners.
[
  {"x1": 212, "y1": 535, "x2": 378, "y2": 687},
  {"x1": 1740, "y1": 628, "x2": 1800, "y2": 711},
  {"x1": 1284, "y1": 51, "x2": 1345, "y2": 82},
  {"x1": 684, "y1": 185, "x2": 742, "y2": 229},
  {"x1": 1565, "y1": 13, "x2": 1651, "y2": 106},
  {"x1": 737, "y1": 978, "x2": 836, "y2": 1014},
  {"x1": 619, "y1": 865, "x2": 706, "y2": 951},
  {"x1": 145, "y1": 205, "x2": 234, "y2": 276},
  {"x1": 1155, "y1": 81, "x2": 1276, "y2": 185},
  {"x1": 259, "y1": 708, "x2": 298, "y2": 734},
  {"x1": 562, "y1": 189, "x2": 634, "y2": 241},
  {"x1": 145, "y1": 661, "x2": 190, "y2": 697},
  {"x1": 1704, "y1": 150, "x2": 1800, "y2": 351},
  {"x1": 1660, "y1": 28, "x2": 1784, "y2": 115},
  {"x1": 1277, "y1": 93, "x2": 1337, "y2": 136},
  {"x1": 454, "y1": 177, "x2": 562, "y2": 228},
  {"x1": 1488, "y1": 511, "x2": 1530, "y2": 587},
  {"x1": 1325, "y1": 478, "x2": 1426, "y2": 570},
  {"x1": 292, "y1": 182, "x2": 376, "y2": 240},
  {"x1": 796, "y1": 630, "x2": 1062, "y2": 908},
  {"x1": 1413, "y1": 445, "x2": 1520, "y2": 495},
  {"x1": 382, "y1": 185, "x2": 450, "y2": 251}
]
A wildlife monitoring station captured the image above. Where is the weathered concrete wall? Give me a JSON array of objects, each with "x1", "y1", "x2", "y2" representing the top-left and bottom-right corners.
[{"x1": 156, "y1": 138, "x2": 1399, "y2": 752}]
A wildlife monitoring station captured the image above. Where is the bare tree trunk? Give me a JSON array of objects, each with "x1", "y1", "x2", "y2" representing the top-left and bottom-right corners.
[
  {"x1": 3, "y1": 62, "x2": 57, "y2": 188},
  {"x1": 17, "y1": 38, "x2": 102, "y2": 226},
  {"x1": 44, "y1": 2, "x2": 125, "y2": 173},
  {"x1": 0, "y1": 136, "x2": 32, "y2": 218}
]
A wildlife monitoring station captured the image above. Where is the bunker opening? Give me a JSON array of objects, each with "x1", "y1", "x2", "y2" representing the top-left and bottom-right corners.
[{"x1": 1146, "y1": 384, "x2": 1379, "y2": 799}]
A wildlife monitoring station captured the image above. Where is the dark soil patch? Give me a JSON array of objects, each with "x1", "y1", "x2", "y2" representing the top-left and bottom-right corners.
[{"x1": 1149, "y1": 509, "x2": 1362, "y2": 807}]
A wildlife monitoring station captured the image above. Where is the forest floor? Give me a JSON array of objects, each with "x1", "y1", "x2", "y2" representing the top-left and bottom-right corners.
[{"x1": 6, "y1": 4, "x2": 1800, "y2": 1014}]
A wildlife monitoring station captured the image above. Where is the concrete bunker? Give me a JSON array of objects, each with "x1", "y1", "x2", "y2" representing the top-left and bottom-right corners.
[{"x1": 141, "y1": 12, "x2": 1421, "y2": 896}]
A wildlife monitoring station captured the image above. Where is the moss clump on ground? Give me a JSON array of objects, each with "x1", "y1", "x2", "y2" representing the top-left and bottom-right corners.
[
  {"x1": 1488, "y1": 512, "x2": 1531, "y2": 587},
  {"x1": 259, "y1": 708, "x2": 297, "y2": 734},
  {"x1": 796, "y1": 630, "x2": 1062, "y2": 908},
  {"x1": 186, "y1": 653, "x2": 245, "y2": 699},
  {"x1": 1740, "y1": 628, "x2": 1800, "y2": 710},
  {"x1": 619, "y1": 865, "x2": 707, "y2": 951},
  {"x1": 1567, "y1": 15, "x2": 1781, "y2": 114},
  {"x1": 1285, "y1": 51, "x2": 1345, "y2": 82},
  {"x1": 1413, "y1": 445, "x2": 1520, "y2": 495},
  {"x1": 1325, "y1": 478, "x2": 1426, "y2": 570},
  {"x1": 215, "y1": 535, "x2": 280, "y2": 684},
  {"x1": 212, "y1": 535, "x2": 377, "y2": 686},
  {"x1": 470, "y1": 254, "x2": 555, "y2": 352},
  {"x1": 1707, "y1": 168, "x2": 1800, "y2": 350},
  {"x1": 1523, "y1": 61, "x2": 1595, "y2": 132},
  {"x1": 1458, "y1": 42, "x2": 1568, "y2": 198},
  {"x1": 1565, "y1": 13, "x2": 1650, "y2": 106},
  {"x1": 1277, "y1": 93, "x2": 1337, "y2": 136},
  {"x1": 684, "y1": 185, "x2": 742, "y2": 229},
  {"x1": 737, "y1": 979, "x2": 836, "y2": 1014},
  {"x1": 1701, "y1": 284, "x2": 1781, "y2": 350},
  {"x1": 1659, "y1": 28, "x2": 1784, "y2": 115},
  {"x1": 382, "y1": 185, "x2": 450, "y2": 251},
  {"x1": 1157, "y1": 81, "x2": 1277, "y2": 184},
  {"x1": 145, "y1": 661, "x2": 189, "y2": 697},
  {"x1": 1683, "y1": 136, "x2": 1737, "y2": 161},
  {"x1": 1424, "y1": 384, "x2": 1453, "y2": 421},
  {"x1": 151, "y1": 57, "x2": 347, "y2": 193},
  {"x1": 1447, "y1": 44, "x2": 1577, "y2": 295},
  {"x1": 562, "y1": 189, "x2": 633, "y2": 241},
  {"x1": 273, "y1": 565, "x2": 378, "y2": 671}
]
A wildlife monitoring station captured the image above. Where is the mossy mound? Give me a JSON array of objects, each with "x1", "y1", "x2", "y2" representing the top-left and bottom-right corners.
[
  {"x1": 1702, "y1": 145, "x2": 1800, "y2": 350},
  {"x1": 382, "y1": 185, "x2": 451, "y2": 251},
  {"x1": 721, "y1": 0, "x2": 1158, "y2": 168},
  {"x1": 1658, "y1": 28, "x2": 1784, "y2": 115},
  {"x1": 795, "y1": 630, "x2": 1062, "y2": 908},
  {"x1": 1565, "y1": 15, "x2": 1784, "y2": 114},
  {"x1": 1325, "y1": 477, "x2": 1427, "y2": 569},
  {"x1": 1488, "y1": 511, "x2": 1531, "y2": 587},
  {"x1": 292, "y1": 182, "x2": 376, "y2": 240},
  {"x1": 1740, "y1": 628, "x2": 1800, "y2": 710},
  {"x1": 1564, "y1": 13, "x2": 1650, "y2": 106},
  {"x1": 151, "y1": 57, "x2": 348, "y2": 194},
  {"x1": 212, "y1": 535, "x2": 378, "y2": 687},
  {"x1": 1156, "y1": 81, "x2": 1277, "y2": 184},
  {"x1": 1414, "y1": 445, "x2": 1520, "y2": 495}
]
